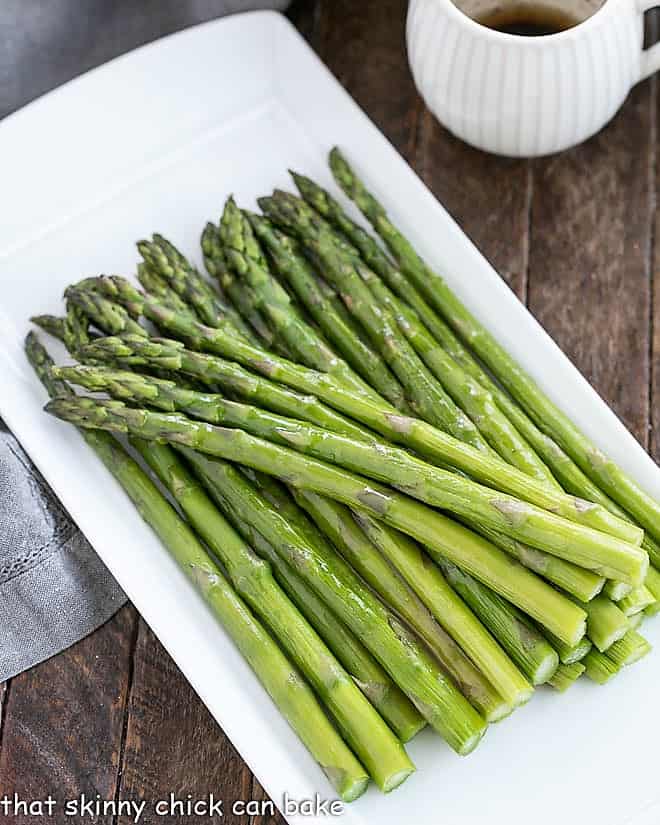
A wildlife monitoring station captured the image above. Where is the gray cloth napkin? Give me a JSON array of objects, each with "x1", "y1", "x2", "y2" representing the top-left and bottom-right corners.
[{"x1": 0, "y1": 0, "x2": 291, "y2": 682}]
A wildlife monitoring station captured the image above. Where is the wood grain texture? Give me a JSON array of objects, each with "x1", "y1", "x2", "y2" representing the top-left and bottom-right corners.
[
  {"x1": 0, "y1": 604, "x2": 136, "y2": 823},
  {"x1": 528, "y1": 83, "x2": 655, "y2": 445},
  {"x1": 418, "y1": 123, "x2": 531, "y2": 299},
  {"x1": 115, "y1": 621, "x2": 253, "y2": 825},
  {"x1": 317, "y1": 0, "x2": 421, "y2": 163}
]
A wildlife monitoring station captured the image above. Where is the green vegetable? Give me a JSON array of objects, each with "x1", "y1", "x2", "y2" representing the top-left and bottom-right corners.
[
  {"x1": 328, "y1": 147, "x2": 660, "y2": 547},
  {"x1": 547, "y1": 662, "x2": 585, "y2": 692},
  {"x1": 44, "y1": 396, "x2": 588, "y2": 647},
  {"x1": 437, "y1": 558, "x2": 558, "y2": 686},
  {"x1": 26, "y1": 331, "x2": 369, "y2": 802},
  {"x1": 135, "y1": 438, "x2": 414, "y2": 792},
  {"x1": 605, "y1": 630, "x2": 652, "y2": 668},
  {"x1": 56, "y1": 362, "x2": 647, "y2": 586}
]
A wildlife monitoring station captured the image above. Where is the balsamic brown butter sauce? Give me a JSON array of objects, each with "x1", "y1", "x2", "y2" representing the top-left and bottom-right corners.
[{"x1": 476, "y1": 6, "x2": 580, "y2": 35}]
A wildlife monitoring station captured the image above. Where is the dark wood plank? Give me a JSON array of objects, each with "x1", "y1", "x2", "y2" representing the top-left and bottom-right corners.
[
  {"x1": 528, "y1": 84, "x2": 655, "y2": 446},
  {"x1": 249, "y1": 777, "x2": 286, "y2": 825},
  {"x1": 287, "y1": 0, "x2": 319, "y2": 45},
  {"x1": 116, "y1": 621, "x2": 252, "y2": 825},
  {"x1": 418, "y1": 124, "x2": 531, "y2": 300},
  {"x1": 0, "y1": 604, "x2": 136, "y2": 823},
  {"x1": 317, "y1": 0, "x2": 421, "y2": 164}
]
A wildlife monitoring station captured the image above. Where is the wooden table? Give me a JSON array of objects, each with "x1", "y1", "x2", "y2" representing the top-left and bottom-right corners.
[{"x1": 2, "y1": 2, "x2": 658, "y2": 821}]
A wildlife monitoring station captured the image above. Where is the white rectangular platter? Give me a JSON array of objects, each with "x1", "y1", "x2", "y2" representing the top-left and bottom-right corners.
[{"x1": 1, "y1": 12, "x2": 659, "y2": 825}]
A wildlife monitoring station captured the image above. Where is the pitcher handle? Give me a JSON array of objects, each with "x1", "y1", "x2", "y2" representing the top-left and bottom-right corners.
[{"x1": 638, "y1": 0, "x2": 660, "y2": 80}]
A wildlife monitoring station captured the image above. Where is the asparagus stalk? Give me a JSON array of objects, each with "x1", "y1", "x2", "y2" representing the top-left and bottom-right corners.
[
  {"x1": 44, "y1": 396, "x2": 587, "y2": 646},
  {"x1": 137, "y1": 234, "x2": 254, "y2": 341},
  {"x1": 548, "y1": 662, "x2": 585, "y2": 692},
  {"x1": 576, "y1": 596, "x2": 630, "y2": 652},
  {"x1": 205, "y1": 497, "x2": 426, "y2": 742},
  {"x1": 136, "y1": 261, "x2": 205, "y2": 317},
  {"x1": 246, "y1": 213, "x2": 407, "y2": 409},
  {"x1": 644, "y1": 565, "x2": 660, "y2": 604},
  {"x1": 31, "y1": 314, "x2": 66, "y2": 342},
  {"x1": 76, "y1": 333, "x2": 373, "y2": 441},
  {"x1": 56, "y1": 362, "x2": 646, "y2": 584},
  {"x1": 349, "y1": 513, "x2": 534, "y2": 704},
  {"x1": 201, "y1": 223, "x2": 285, "y2": 350},
  {"x1": 246, "y1": 473, "x2": 510, "y2": 722},
  {"x1": 543, "y1": 630, "x2": 592, "y2": 665},
  {"x1": 603, "y1": 580, "x2": 634, "y2": 602},
  {"x1": 294, "y1": 489, "x2": 521, "y2": 710},
  {"x1": 583, "y1": 650, "x2": 620, "y2": 684},
  {"x1": 618, "y1": 586, "x2": 656, "y2": 617},
  {"x1": 218, "y1": 199, "x2": 397, "y2": 406},
  {"x1": 436, "y1": 558, "x2": 558, "y2": 686},
  {"x1": 355, "y1": 253, "x2": 660, "y2": 588},
  {"x1": 291, "y1": 171, "x2": 556, "y2": 484},
  {"x1": 465, "y1": 522, "x2": 604, "y2": 602},
  {"x1": 337, "y1": 226, "x2": 660, "y2": 582},
  {"x1": 44, "y1": 302, "x2": 424, "y2": 744},
  {"x1": 74, "y1": 316, "x2": 642, "y2": 551},
  {"x1": 259, "y1": 192, "x2": 492, "y2": 451},
  {"x1": 605, "y1": 630, "x2": 652, "y2": 668},
  {"x1": 328, "y1": 148, "x2": 660, "y2": 546},
  {"x1": 172, "y1": 446, "x2": 488, "y2": 754},
  {"x1": 65, "y1": 286, "x2": 148, "y2": 338},
  {"x1": 26, "y1": 332, "x2": 368, "y2": 802},
  {"x1": 75, "y1": 328, "x2": 598, "y2": 603},
  {"x1": 135, "y1": 439, "x2": 414, "y2": 791}
]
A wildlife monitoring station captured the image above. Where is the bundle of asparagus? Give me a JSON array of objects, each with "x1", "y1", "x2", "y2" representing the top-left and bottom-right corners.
[{"x1": 29, "y1": 148, "x2": 658, "y2": 802}]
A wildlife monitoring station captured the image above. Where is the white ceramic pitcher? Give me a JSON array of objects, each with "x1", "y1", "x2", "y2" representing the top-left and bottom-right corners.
[{"x1": 407, "y1": 0, "x2": 660, "y2": 156}]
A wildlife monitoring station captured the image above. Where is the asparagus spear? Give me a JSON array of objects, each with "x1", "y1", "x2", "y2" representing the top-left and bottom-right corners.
[
  {"x1": 245, "y1": 472, "x2": 510, "y2": 722},
  {"x1": 201, "y1": 223, "x2": 285, "y2": 350},
  {"x1": 136, "y1": 261, "x2": 203, "y2": 317},
  {"x1": 71, "y1": 326, "x2": 601, "y2": 603},
  {"x1": 618, "y1": 586, "x2": 656, "y2": 617},
  {"x1": 291, "y1": 171, "x2": 556, "y2": 484},
  {"x1": 31, "y1": 314, "x2": 66, "y2": 342},
  {"x1": 328, "y1": 148, "x2": 660, "y2": 546},
  {"x1": 55, "y1": 363, "x2": 646, "y2": 584},
  {"x1": 137, "y1": 233, "x2": 254, "y2": 341},
  {"x1": 48, "y1": 298, "x2": 423, "y2": 750},
  {"x1": 352, "y1": 252, "x2": 660, "y2": 590},
  {"x1": 203, "y1": 493, "x2": 426, "y2": 742},
  {"x1": 576, "y1": 596, "x2": 630, "y2": 652},
  {"x1": 583, "y1": 650, "x2": 620, "y2": 684},
  {"x1": 246, "y1": 213, "x2": 408, "y2": 410},
  {"x1": 26, "y1": 332, "x2": 369, "y2": 802},
  {"x1": 542, "y1": 630, "x2": 592, "y2": 665},
  {"x1": 644, "y1": 565, "x2": 660, "y2": 604},
  {"x1": 294, "y1": 490, "x2": 522, "y2": 710},
  {"x1": 548, "y1": 662, "x2": 586, "y2": 692},
  {"x1": 172, "y1": 446, "x2": 488, "y2": 754},
  {"x1": 259, "y1": 192, "x2": 492, "y2": 451},
  {"x1": 135, "y1": 439, "x2": 414, "y2": 791},
  {"x1": 464, "y1": 522, "x2": 604, "y2": 602},
  {"x1": 44, "y1": 396, "x2": 587, "y2": 646},
  {"x1": 603, "y1": 580, "x2": 634, "y2": 602},
  {"x1": 436, "y1": 558, "x2": 558, "y2": 686},
  {"x1": 338, "y1": 233, "x2": 660, "y2": 585},
  {"x1": 218, "y1": 198, "x2": 395, "y2": 406},
  {"x1": 73, "y1": 315, "x2": 642, "y2": 550},
  {"x1": 57, "y1": 343, "x2": 373, "y2": 442},
  {"x1": 348, "y1": 513, "x2": 534, "y2": 704},
  {"x1": 65, "y1": 286, "x2": 148, "y2": 338},
  {"x1": 605, "y1": 630, "x2": 652, "y2": 668}
]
